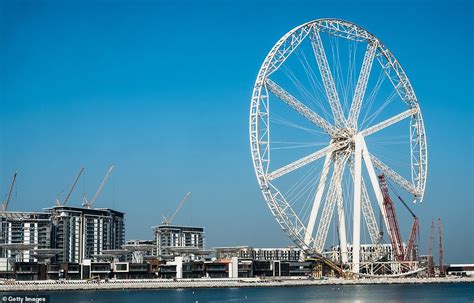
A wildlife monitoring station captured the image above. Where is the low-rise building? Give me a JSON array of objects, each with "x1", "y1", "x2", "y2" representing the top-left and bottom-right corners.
[
  {"x1": 214, "y1": 246, "x2": 304, "y2": 261},
  {"x1": 446, "y1": 264, "x2": 474, "y2": 277}
]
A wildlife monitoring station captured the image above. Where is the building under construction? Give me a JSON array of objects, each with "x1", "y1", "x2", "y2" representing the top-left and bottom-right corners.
[
  {"x1": 0, "y1": 211, "x2": 52, "y2": 262},
  {"x1": 46, "y1": 206, "x2": 125, "y2": 263},
  {"x1": 153, "y1": 225, "x2": 204, "y2": 260}
]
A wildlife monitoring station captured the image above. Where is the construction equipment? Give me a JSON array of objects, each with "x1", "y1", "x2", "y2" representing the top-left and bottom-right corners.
[
  {"x1": 428, "y1": 219, "x2": 435, "y2": 276},
  {"x1": 56, "y1": 167, "x2": 85, "y2": 206},
  {"x1": 387, "y1": 181, "x2": 419, "y2": 261},
  {"x1": 428, "y1": 219, "x2": 435, "y2": 255},
  {"x1": 162, "y1": 192, "x2": 191, "y2": 225},
  {"x1": 438, "y1": 218, "x2": 445, "y2": 277},
  {"x1": 378, "y1": 174, "x2": 404, "y2": 261},
  {"x1": 306, "y1": 254, "x2": 346, "y2": 278},
  {"x1": 405, "y1": 218, "x2": 419, "y2": 261},
  {"x1": 82, "y1": 165, "x2": 114, "y2": 209},
  {"x1": 1, "y1": 172, "x2": 18, "y2": 211}
]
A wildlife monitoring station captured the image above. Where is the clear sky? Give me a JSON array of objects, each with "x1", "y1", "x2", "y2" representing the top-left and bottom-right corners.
[{"x1": 0, "y1": 0, "x2": 472, "y2": 263}]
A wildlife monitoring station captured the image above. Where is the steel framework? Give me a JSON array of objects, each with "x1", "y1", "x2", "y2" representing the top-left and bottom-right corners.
[{"x1": 249, "y1": 19, "x2": 427, "y2": 275}]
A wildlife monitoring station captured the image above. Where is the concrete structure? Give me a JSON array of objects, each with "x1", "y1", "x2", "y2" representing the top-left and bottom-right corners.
[
  {"x1": 46, "y1": 206, "x2": 125, "y2": 263},
  {"x1": 215, "y1": 246, "x2": 304, "y2": 261},
  {"x1": 446, "y1": 264, "x2": 474, "y2": 277},
  {"x1": 322, "y1": 244, "x2": 398, "y2": 263},
  {"x1": 0, "y1": 212, "x2": 52, "y2": 262},
  {"x1": 153, "y1": 225, "x2": 204, "y2": 259}
]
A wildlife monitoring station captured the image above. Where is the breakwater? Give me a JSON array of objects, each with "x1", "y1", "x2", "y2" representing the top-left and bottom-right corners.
[{"x1": 1, "y1": 276, "x2": 473, "y2": 292}]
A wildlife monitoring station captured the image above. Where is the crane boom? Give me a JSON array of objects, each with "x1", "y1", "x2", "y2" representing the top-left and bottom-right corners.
[
  {"x1": 386, "y1": 180, "x2": 419, "y2": 261},
  {"x1": 405, "y1": 217, "x2": 419, "y2": 261},
  {"x1": 2, "y1": 172, "x2": 18, "y2": 211},
  {"x1": 83, "y1": 165, "x2": 114, "y2": 208},
  {"x1": 62, "y1": 167, "x2": 85, "y2": 206},
  {"x1": 378, "y1": 174, "x2": 404, "y2": 261},
  {"x1": 163, "y1": 192, "x2": 191, "y2": 225}
]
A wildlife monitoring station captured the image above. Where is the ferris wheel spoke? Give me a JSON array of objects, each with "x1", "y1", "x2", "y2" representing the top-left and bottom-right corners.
[
  {"x1": 265, "y1": 78, "x2": 337, "y2": 136},
  {"x1": 369, "y1": 153, "x2": 422, "y2": 197},
  {"x1": 348, "y1": 42, "x2": 377, "y2": 129},
  {"x1": 267, "y1": 143, "x2": 340, "y2": 181},
  {"x1": 309, "y1": 27, "x2": 346, "y2": 128},
  {"x1": 360, "y1": 107, "x2": 418, "y2": 137},
  {"x1": 304, "y1": 152, "x2": 332, "y2": 246}
]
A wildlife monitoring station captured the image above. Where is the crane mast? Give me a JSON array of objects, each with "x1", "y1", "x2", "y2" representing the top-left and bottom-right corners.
[
  {"x1": 428, "y1": 219, "x2": 435, "y2": 256},
  {"x1": 378, "y1": 174, "x2": 404, "y2": 261},
  {"x1": 438, "y1": 218, "x2": 445, "y2": 277},
  {"x1": 405, "y1": 217, "x2": 419, "y2": 261},
  {"x1": 428, "y1": 219, "x2": 435, "y2": 276},
  {"x1": 387, "y1": 181, "x2": 419, "y2": 262}
]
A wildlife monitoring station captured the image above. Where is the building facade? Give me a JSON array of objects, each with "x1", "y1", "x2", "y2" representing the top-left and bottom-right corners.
[
  {"x1": 47, "y1": 206, "x2": 125, "y2": 263},
  {"x1": 215, "y1": 246, "x2": 304, "y2": 261},
  {"x1": 0, "y1": 212, "x2": 52, "y2": 262},
  {"x1": 153, "y1": 225, "x2": 204, "y2": 259}
]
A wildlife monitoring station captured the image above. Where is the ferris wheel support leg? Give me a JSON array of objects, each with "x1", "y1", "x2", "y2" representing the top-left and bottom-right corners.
[
  {"x1": 304, "y1": 152, "x2": 332, "y2": 246},
  {"x1": 352, "y1": 136, "x2": 363, "y2": 274},
  {"x1": 357, "y1": 135, "x2": 391, "y2": 238},
  {"x1": 336, "y1": 184, "x2": 349, "y2": 264}
]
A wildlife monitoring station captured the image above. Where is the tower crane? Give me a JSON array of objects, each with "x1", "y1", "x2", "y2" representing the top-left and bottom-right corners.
[
  {"x1": 55, "y1": 167, "x2": 85, "y2": 206},
  {"x1": 438, "y1": 218, "x2": 445, "y2": 277},
  {"x1": 1, "y1": 172, "x2": 18, "y2": 211},
  {"x1": 386, "y1": 180, "x2": 420, "y2": 261},
  {"x1": 162, "y1": 191, "x2": 191, "y2": 225},
  {"x1": 428, "y1": 219, "x2": 435, "y2": 276},
  {"x1": 428, "y1": 219, "x2": 435, "y2": 256},
  {"x1": 378, "y1": 174, "x2": 404, "y2": 261},
  {"x1": 82, "y1": 165, "x2": 114, "y2": 209}
]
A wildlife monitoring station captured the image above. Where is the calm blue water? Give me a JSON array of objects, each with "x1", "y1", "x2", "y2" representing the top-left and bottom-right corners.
[{"x1": 4, "y1": 283, "x2": 474, "y2": 303}]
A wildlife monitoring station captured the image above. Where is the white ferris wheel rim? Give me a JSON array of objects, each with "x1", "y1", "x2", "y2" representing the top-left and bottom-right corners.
[{"x1": 249, "y1": 19, "x2": 428, "y2": 258}]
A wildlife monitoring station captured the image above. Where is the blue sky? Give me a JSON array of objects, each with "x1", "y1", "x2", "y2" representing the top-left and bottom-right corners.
[{"x1": 0, "y1": 0, "x2": 472, "y2": 263}]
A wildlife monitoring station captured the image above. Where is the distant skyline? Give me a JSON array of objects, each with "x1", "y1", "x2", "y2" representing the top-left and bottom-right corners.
[{"x1": 0, "y1": 0, "x2": 473, "y2": 263}]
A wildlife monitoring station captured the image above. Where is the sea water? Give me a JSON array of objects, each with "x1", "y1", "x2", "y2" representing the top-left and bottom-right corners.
[{"x1": 4, "y1": 283, "x2": 474, "y2": 303}]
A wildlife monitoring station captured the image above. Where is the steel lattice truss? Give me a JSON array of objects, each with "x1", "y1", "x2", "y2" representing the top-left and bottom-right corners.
[{"x1": 249, "y1": 19, "x2": 428, "y2": 274}]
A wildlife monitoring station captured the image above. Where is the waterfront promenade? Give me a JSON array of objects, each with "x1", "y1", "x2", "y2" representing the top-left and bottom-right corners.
[{"x1": 1, "y1": 276, "x2": 473, "y2": 292}]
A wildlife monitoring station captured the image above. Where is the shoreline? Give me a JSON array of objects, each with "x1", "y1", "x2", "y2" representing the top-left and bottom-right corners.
[{"x1": 1, "y1": 276, "x2": 473, "y2": 292}]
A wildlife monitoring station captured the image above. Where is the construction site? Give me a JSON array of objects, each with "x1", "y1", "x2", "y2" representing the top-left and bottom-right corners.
[{"x1": 0, "y1": 164, "x2": 471, "y2": 284}]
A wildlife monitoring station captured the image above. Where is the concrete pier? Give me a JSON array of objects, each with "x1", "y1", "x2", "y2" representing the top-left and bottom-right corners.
[{"x1": 1, "y1": 276, "x2": 473, "y2": 292}]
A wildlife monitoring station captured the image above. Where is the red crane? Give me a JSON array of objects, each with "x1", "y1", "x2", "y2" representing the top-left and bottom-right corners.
[
  {"x1": 378, "y1": 174, "x2": 404, "y2": 261},
  {"x1": 386, "y1": 181, "x2": 419, "y2": 262},
  {"x1": 428, "y1": 219, "x2": 435, "y2": 276},
  {"x1": 428, "y1": 219, "x2": 435, "y2": 256},
  {"x1": 405, "y1": 217, "x2": 419, "y2": 261},
  {"x1": 438, "y1": 218, "x2": 445, "y2": 277}
]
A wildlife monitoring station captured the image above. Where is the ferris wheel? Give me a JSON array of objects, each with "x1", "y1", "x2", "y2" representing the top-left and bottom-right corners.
[{"x1": 249, "y1": 19, "x2": 427, "y2": 275}]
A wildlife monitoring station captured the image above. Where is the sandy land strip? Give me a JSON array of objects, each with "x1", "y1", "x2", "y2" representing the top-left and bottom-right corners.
[{"x1": 1, "y1": 276, "x2": 473, "y2": 292}]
